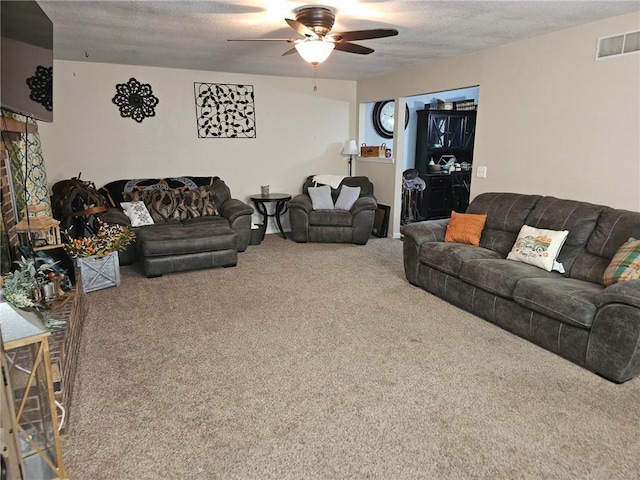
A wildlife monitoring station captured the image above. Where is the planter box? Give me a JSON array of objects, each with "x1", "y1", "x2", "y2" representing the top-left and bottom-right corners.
[{"x1": 77, "y1": 252, "x2": 120, "y2": 293}]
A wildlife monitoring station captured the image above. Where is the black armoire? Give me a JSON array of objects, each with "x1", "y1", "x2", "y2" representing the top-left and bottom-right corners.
[{"x1": 414, "y1": 108, "x2": 476, "y2": 220}]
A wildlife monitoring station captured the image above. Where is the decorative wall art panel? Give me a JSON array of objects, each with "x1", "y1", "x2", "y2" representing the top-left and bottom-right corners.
[
  {"x1": 112, "y1": 77, "x2": 159, "y2": 123},
  {"x1": 2, "y1": 111, "x2": 52, "y2": 216},
  {"x1": 194, "y1": 83, "x2": 256, "y2": 138}
]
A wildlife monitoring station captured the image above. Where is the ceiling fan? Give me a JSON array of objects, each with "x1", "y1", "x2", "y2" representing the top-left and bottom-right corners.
[{"x1": 228, "y1": 5, "x2": 398, "y2": 65}]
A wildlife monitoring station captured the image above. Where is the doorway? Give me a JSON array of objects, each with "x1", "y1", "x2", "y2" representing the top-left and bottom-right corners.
[{"x1": 401, "y1": 86, "x2": 479, "y2": 224}]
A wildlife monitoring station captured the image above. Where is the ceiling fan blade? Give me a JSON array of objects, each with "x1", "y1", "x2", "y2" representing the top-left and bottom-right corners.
[
  {"x1": 334, "y1": 42, "x2": 374, "y2": 55},
  {"x1": 329, "y1": 29, "x2": 398, "y2": 42},
  {"x1": 285, "y1": 18, "x2": 318, "y2": 38},
  {"x1": 282, "y1": 48, "x2": 298, "y2": 56},
  {"x1": 228, "y1": 38, "x2": 296, "y2": 42}
]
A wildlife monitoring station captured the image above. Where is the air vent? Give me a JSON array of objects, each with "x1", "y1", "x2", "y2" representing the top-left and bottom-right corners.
[{"x1": 597, "y1": 30, "x2": 640, "y2": 59}]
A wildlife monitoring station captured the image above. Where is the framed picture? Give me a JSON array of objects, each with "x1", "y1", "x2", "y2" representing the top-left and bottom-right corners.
[{"x1": 372, "y1": 204, "x2": 390, "y2": 238}]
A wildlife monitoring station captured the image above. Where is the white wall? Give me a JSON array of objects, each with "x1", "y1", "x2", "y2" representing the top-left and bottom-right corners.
[
  {"x1": 356, "y1": 12, "x2": 640, "y2": 237},
  {"x1": 38, "y1": 60, "x2": 356, "y2": 233}
]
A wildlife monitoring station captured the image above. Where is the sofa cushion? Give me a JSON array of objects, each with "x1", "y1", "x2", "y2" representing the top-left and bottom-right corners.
[
  {"x1": 100, "y1": 176, "x2": 217, "y2": 208},
  {"x1": 466, "y1": 192, "x2": 541, "y2": 256},
  {"x1": 419, "y1": 242, "x2": 502, "y2": 276},
  {"x1": 506, "y1": 225, "x2": 568, "y2": 272},
  {"x1": 308, "y1": 185, "x2": 334, "y2": 210},
  {"x1": 120, "y1": 201, "x2": 154, "y2": 227},
  {"x1": 444, "y1": 211, "x2": 487, "y2": 246},
  {"x1": 523, "y1": 196, "x2": 603, "y2": 274},
  {"x1": 334, "y1": 185, "x2": 361, "y2": 211},
  {"x1": 603, "y1": 237, "x2": 640, "y2": 287},
  {"x1": 178, "y1": 186, "x2": 218, "y2": 218},
  {"x1": 459, "y1": 259, "x2": 556, "y2": 298},
  {"x1": 588, "y1": 208, "x2": 640, "y2": 258},
  {"x1": 148, "y1": 189, "x2": 187, "y2": 222},
  {"x1": 513, "y1": 277, "x2": 603, "y2": 329},
  {"x1": 309, "y1": 210, "x2": 353, "y2": 227},
  {"x1": 303, "y1": 175, "x2": 374, "y2": 199},
  {"x1": 572, "y1": 208, "x2": 640, "y2": 284},
  {"x1": 182, "y1": 215, "x2": 229, "y2": 227},
  {"x1": 125, "y1": 186, "x2": 220, "y2": 222},
  {"x1": 138, "y1": 223, "x2": 237, "y2": 257}
]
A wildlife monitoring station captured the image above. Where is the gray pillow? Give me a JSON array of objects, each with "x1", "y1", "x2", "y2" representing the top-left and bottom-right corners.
[
  {"x1": 335, "y1": 185, "x2": 361, "y2": 211},
  {"x1": 308, "y1": 185, "x2": 334, "y2": 210}
]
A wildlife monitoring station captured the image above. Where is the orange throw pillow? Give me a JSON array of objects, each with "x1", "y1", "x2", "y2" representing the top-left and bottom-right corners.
[{"x1": 444, "y1": 211, "x2": 487, "y2": 246}]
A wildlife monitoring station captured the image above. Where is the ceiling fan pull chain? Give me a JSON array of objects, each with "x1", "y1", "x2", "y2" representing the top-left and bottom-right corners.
[{"x1": 313, "y1": 65, "x2": 318, "y2": 92}]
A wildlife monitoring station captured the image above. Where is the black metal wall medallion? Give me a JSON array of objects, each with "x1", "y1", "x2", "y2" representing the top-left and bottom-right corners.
[
  {"x1": 26, "y1": 65, "x2": 53, "y2": 111},
  {"x1": 112, "y1": 77, "x2": 159, "y2": 123},
  {"x1": 194, "y1": 83, "x2": 256, "y2": 138}
]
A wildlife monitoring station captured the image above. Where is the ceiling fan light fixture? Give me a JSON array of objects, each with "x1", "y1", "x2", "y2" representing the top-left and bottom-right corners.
[{"x1": 295, "y1": 39, "x2": 335, "y2": 65}]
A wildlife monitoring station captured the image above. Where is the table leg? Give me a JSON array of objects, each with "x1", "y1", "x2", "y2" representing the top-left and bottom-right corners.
[
  {"x1": 252, "y1": 200, "x2": 268, "y2": 240},
  {"x1": 275, "y1": 201, "x2": 288, "y2": 239}
]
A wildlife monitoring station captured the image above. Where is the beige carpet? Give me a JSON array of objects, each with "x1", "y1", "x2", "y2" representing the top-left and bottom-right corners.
[{"x1": 64, "y1": 235, "x2": 640, "y2": 479}]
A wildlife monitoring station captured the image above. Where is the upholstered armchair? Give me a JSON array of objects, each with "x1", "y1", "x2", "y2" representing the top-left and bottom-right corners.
[{"x1": 288, "y1": 175, "x2": 377, "y2": 245}]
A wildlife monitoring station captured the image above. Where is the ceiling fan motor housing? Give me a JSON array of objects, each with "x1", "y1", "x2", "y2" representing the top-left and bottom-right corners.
[{"x1": 294, "y1": 5, "x2": 336, "y2": 37}]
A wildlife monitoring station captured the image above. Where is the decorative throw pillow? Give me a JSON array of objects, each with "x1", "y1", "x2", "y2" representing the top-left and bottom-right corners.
[
  {"x1": 308, "y1": 185, "x2": 334, "y2": 210},
  {"x1": 507, "y1": 225, "x2": 569, "y2": 272},
  {"x1": 144, "y1": 189, "x2": 181, "y2": 222},
  {"x1": 120, "y1": 201, "x2": 154, "y2": 227},
  {"x1": 172, "y1": 190, "x2": 192, "y2": 221},
  {"x1": 444, "y1": 211, "x2": 487, "y2": 246},
  {"x1": 122, "y1": 189, "x2": 145, "y2": 202},
  {"x1": 602, "y1": 237, "x2": 640, "y2": 287},
  {"x1": 197, "y1": 186, "x2": 218, "y2": 217},
  {"x1": 334, "y1": 185, "x2": 361, "y2": 211}
]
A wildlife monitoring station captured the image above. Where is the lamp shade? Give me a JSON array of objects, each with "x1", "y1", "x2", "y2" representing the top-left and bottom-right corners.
[
  {"x1": 295, "y1": 40, "x2": 335, "y2": 65},
  {"x1": 341, "y1": 140, "x2": 359, "y2": 156}
]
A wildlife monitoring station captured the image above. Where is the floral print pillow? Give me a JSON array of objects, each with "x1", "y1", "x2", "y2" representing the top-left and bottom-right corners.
[{"x1": 120, "y1": 201, "x2": 154, "y2": 227}]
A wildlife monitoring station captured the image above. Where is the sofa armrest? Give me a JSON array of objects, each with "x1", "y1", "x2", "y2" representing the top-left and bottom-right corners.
[
  {"x1": 588, "y1": 279, "x2": 640, "y2": 382},
  {"x1": 218, "y1": 198, "x2": 253, "y2": 223},
  {"x1": 400, "y1": 219, "x2": 450, "y2": 246},
  {"x1": 596, "y1": 279, "x2": 640, "y2": 309},
  {"x1": 288, "y1": 195, "x2": 312, "y2": 243},
  {"x1": 351, "y1": 196, "x2": 377, "y2": 215},
  {"x1": 288, "y1": 194, "x2": 313, "y2": 213}
]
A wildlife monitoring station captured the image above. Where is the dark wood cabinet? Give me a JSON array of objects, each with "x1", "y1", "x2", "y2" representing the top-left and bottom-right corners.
[
  {"x1": 415, "y1": 109, "x2": 476, "y2": 174},
  {"x1": 417, "y1": 171, "x2": 472, "y2": 220},
  {"x1": 413, "y1": 108, "x2": 476, "y2": 220}
]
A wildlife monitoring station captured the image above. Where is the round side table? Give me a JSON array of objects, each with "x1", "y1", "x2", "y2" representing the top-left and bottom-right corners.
[{"x1": 250, "y1": 193, "x2": 291, "y2": 239}]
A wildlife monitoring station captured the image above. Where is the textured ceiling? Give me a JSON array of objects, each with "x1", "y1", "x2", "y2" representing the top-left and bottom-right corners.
[{"x1": 38, "y1": 1, "x2": 640, "y2": 81}]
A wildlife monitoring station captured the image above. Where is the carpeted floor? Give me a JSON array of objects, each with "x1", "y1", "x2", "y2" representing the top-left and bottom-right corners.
[{"x1": 63, "y1": 235, "x2": 640, "y2": 479}]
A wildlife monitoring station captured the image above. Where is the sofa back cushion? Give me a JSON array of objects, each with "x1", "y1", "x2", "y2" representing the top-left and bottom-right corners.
[
  {"x1": 466, "y1": 193, "x2": 541, "y2": 256},
  {"x1": 124, "y1": 186, "x2": 219, "y2": 223},
  {"x1": 100, "y1": 176, "x2": 217, "y2": 208},
  {"x1": 207, "y1": 178, "x2": 231, "y2": 207},
  {"x1": 571, "y1": 207, "x2": 640, "y2": 284},
  {"x1": 302, "y1": 175, "x2": 374, "y2": 202},
  {"x1": 523, "y1": 196, "x2": 604, "y2": 275}
]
